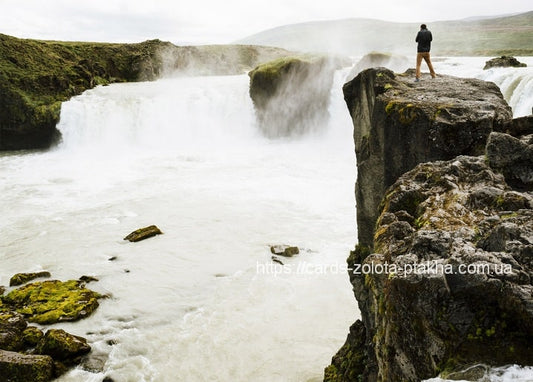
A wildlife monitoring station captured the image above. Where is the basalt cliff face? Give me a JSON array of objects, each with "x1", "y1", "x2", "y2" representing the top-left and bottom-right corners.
[
  {"x1": 345, "y1": 68, "x2": 512, "y2": 249},
  {"x1": 0, "y1": 33, "x2": 292, "y2": 150},
  {"x1": 326, "y1": 68, "x2": 533, "y2": 381}
]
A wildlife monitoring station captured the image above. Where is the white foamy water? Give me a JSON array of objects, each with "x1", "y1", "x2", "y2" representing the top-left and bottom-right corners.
[
  {"x1": 1, "y1": 58, "x2": 532, "y2": 382},
  {"x1": 435, "y1": 56, "x2": 533, "y2": 118}
]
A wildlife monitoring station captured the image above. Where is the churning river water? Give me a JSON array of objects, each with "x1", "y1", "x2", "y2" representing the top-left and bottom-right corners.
[{"x1": 0, "y1": 57, "x2": 532, "y2": 382}]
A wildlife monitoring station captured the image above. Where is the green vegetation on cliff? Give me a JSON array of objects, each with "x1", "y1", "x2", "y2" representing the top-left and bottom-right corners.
[
  {"x1": 0, "y1": 33, "x2": 292, "y2": 150},
  {"x1": 0, "y1": 34, "x2": 168, "y2": 150}
]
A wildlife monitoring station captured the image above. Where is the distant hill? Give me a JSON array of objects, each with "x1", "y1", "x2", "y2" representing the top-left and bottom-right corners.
[{"x1": 237, "y1": 11, "x2": 533, "y2": 56}]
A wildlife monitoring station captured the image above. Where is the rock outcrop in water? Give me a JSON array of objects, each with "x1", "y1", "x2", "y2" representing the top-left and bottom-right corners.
[
  {"x1": 248, "y1": 55, "x2": 343, "y2": 138},
  {"x1": 325, "y1": 68, "x2": 533, "y2": 381},
  {"x1": 483, "y1": 56, "x2": 527, "y2": 70},
  {"x1": 124, "y1": 225, "x2": 163, "y2": 242},
  {"x1": 0, "y1": 33, "x2": 293, "y2": 151},
  {"x1": 0, "y1": 275, "x2": 103, "y2": 380}
]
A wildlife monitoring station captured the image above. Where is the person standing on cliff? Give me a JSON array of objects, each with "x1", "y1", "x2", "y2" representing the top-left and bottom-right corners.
[{"x1": 415, "y1": 24, "x2": 436, "y2": 82}]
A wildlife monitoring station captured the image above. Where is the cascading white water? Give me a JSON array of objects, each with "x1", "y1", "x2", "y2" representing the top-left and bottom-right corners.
[
  {"x1": 481, "y1": 66, "x2": 533, "y2": 117},
  {"x1": 1, "y1": 58, "x2": 532, "y2": 382},
  {"x1": 436, "y1": 56, "x2": 533, "y2": 118},
  {"x1": 58, "y1": 76, "x2": 261, "y2": 153}
]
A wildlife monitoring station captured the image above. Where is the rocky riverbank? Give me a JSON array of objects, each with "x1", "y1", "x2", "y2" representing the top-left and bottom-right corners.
[
  {"x1": 325, "y1": 68, "x2": 533, "y2": 381},
  {"x1": 0, "y1": 273, "x2": 103, "y2": 380},
  {"x1": 0, "y1": 33, "x2": 292, "y2": 150}
]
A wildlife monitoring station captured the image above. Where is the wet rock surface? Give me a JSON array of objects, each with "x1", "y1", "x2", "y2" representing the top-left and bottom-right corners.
[
  {"x1": 2, "y1": 279, "x2": 101, "y2": 324},
  {"x1": 9, "y1": 271, "x2": 51, "y2": 287},
  {"x1": 123, "y1": 225, "x2": 163, "y2": 242},
  {"x1": 36, "y1": 329, "x2": 91, "y2": 363},
  {"x1": 270, "y1": 245, "x2": 300, "y2": 257}
]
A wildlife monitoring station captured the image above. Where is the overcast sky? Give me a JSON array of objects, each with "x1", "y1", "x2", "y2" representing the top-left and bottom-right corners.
[{"x1": 0, "y1": 0, "x2": 531, "y2": 44}]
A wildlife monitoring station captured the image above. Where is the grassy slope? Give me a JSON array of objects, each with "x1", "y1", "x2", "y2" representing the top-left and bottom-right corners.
[
  {"x1": 0, "y1": 34, "x2": 292, "y2": 150},
  {"x1": 238, "y1": 11, "x2": 533, "y2": 56}
]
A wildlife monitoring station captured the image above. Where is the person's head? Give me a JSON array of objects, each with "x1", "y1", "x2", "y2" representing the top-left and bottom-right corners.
[{"x1": 420, "y1": 24, "x2": 427, "y2": 30}]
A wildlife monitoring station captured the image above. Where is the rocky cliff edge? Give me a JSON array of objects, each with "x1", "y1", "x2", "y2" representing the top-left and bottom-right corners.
[{"x1": 326, "y1": 68, "x2": 533, "y2": 381}]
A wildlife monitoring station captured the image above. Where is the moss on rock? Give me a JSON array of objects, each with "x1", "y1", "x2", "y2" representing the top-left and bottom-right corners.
[
  {"x1": 9, "y1": 271, "x2": 51, "y2": 287},
  {"x1": 22, "y1": 327, "x2": 44, "y2": 347},
  {"x1": 2, "y1": 280, "x2": 101, "y2": 324},
  {"x1": 36, "y1": 329, "x2": 90, "y2": 362}
]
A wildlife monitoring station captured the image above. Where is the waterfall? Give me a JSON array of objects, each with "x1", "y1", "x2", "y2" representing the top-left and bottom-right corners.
[{"x1": 56, "y1": 75, "x2": 260, "y2": 153}]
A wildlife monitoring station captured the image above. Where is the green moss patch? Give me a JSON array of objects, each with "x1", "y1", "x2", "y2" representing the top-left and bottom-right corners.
[
  {"x1": 2, "y1": 280, "x2": 101, "y2": 325},
  {"x1": 9, "y1": 272, "x2": 51, "y2": 287}
]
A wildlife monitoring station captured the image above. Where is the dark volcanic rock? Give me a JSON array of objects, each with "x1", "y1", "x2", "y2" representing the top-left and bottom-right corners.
[
  {"x1": 36, "y1": 329, "x2": 91, "y2": 363},
  {"x1": 0, "y1": 277, "x2": 99, "y2": 380},
  {"x1": 502, "y1": 115, "x2": 533, "y2": 138},
  {"x1": 9, "y1": 271, "x2": 51, "y2": 287},
  {"x1": 343, "y1": 67, "x2": 512, "y2": 247},
  {"x1": 324, "y1": 320, "x2": 372, "y2": 381},
  {"x1": 124, "y1": 225, "x2": 163, "y2": 242},
  {"x1": 248, "y1": 55, "x2": 340, "y2": 138},
  {"x1": 330, "y1": 155, "x2": 533, "y2": 381},
  {"x1": 483, "y1": 56, "x2": 527, "y2": 70},
  {"x1": 487, "y1": 131, "x2": 533, "y2": 190},
  {"x1": 22, "y1": 326, "x2": 44, "y2": 347},
  {"x1": 328, "y1": 67, "x2": 533, "y2": 382},
  {"x1": 0, "y1": 349, "x2": 54, "y2": 382},
  {"x1": 0, "y1": 312, "x2": 27, "y2": 351},
  {"x1": 270, "y1": 245, "x2": 300, "y2": 257}
]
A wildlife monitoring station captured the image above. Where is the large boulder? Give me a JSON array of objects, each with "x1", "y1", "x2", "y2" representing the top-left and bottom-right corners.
[
  {"x1": 483, "y1": 56, "x2": 527, "y2": 70},
  {"x1": 248, "y1": 55, "x2": 341, "y2": 138},
  {"x1": 1, "y1": 280, "x2": 101, "y2": 324},
  {"x1": 0, "y1": 312, "x2": 27, "y2": 352},
  {"x1": 343, "y1": 67, "x2": 512, "y2": 248},
  {"x1": 487, "y1": 118, "x2": 533, "y2": 190},
  {"x1": 0, "y1": 350, "x2": 54, "y2": 382},
  {"x1": 36, "y1": 329, "x2": 91, "y2": 363},
  {"x1": 124, "y1": 225, "x2": 163, "y2": 242}
]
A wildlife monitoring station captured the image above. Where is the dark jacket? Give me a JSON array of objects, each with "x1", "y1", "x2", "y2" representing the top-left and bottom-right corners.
[{"x1": 416, "y1": 29, "x2": 432, "y2": 52}]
